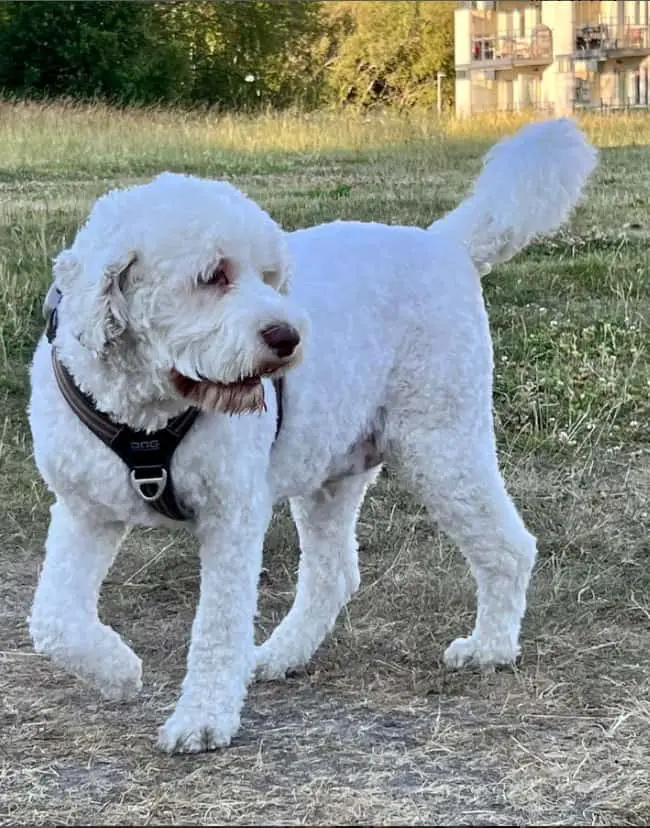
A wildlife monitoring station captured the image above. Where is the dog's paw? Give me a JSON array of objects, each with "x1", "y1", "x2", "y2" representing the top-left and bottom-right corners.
[
  {"x1": 96, "y1": 642, "x2": 143, "y2": 701},
  {"x1": 31, "y1": 617, "x2": 142, "y2": 701},
  {"x1": 444, "y1": 634, "x2": 520, "y2": 670},
  {"x1": 157, "y1": 706, "x2": 239, "y2": 754},
  {"x1": 253, "y1": 643, "x2": 297, "y2": 682}
]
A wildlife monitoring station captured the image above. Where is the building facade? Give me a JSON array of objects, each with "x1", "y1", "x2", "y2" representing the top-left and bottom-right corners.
[{"x1": 455, "y1": 0, "x2": 650, "y2": 115}]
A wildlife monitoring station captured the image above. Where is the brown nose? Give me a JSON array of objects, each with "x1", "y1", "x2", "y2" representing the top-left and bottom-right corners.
[{"x1": 261, "y1": 324, "x2": 300, "y2": 358}]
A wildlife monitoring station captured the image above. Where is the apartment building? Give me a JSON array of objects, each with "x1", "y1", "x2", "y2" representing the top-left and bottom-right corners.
[{"x1": 455, "y1": 0, "x2": 650, "y2": 115}]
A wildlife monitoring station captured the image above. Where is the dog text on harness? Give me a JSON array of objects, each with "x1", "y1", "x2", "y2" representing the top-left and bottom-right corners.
[{"x1": 131, "y1": 439, "x2": 161, "y2": 452}]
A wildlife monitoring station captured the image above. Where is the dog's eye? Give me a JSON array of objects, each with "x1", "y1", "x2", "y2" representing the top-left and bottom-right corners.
[{"x1": 199, "y1": 261, "x2": 230, "y2": 288}]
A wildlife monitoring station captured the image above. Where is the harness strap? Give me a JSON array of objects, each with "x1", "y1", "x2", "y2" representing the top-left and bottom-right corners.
[
  {"x1": 52, "y1": 351, "x2": 200, "y2": 521},
  {"x1": 273, "y1": 375, "x2": 284, "y2": 442}
]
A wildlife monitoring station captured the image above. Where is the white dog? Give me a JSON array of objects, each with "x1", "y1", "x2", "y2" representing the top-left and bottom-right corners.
[{"x1": 28, "y1": 118, "x2": 597, "y2": 754}]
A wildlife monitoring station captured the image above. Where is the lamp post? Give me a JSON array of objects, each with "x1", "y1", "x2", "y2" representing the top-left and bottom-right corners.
[{"x1": 437, "y1": 71, "x2": 446, "y2": 116}]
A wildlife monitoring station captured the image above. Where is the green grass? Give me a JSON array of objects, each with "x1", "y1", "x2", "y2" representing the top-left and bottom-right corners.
[{"x1": 0, "y1": 101, "x2": 649, "y2": 826}]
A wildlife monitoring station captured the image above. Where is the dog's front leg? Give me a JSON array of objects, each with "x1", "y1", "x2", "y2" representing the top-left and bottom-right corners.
[
  {"x1": 157, "y1": 500, "x2": 270, "y2": 754},
  {"x1": 29, "y1": 499, "x2": 140, "y2": 700}
]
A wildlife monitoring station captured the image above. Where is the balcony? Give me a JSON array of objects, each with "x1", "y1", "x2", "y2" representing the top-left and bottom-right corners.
[
  {"x1": 572, "y1": 64, "x2": 650, "y2": 112},
  {"x1": 470, "y1": 25, "x2": 553, "y2": 68},
  {"x1": 574, "y1": 22, "x2": 650, "y2": 58}
]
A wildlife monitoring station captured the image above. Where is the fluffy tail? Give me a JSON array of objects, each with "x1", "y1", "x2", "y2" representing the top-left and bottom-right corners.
[{"x1": 429, "y1": 118, "x2": 597, "y2": 275}]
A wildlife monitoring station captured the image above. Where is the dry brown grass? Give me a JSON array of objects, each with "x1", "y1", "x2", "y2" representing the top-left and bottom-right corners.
[{"x1": 1, "y1": 103, "x2": 649, "y2": 825}]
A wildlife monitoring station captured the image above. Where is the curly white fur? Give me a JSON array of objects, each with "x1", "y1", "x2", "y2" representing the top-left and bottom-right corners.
[
  {"x1": 28, "y1": 119, "x2": 597, "y2": 753},
  {"x1": 429, "y1": 117, "x2": 597, "y2": 274}
]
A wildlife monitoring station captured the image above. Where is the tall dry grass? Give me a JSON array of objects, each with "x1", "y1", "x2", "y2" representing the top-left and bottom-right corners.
[{"x1": 1, "y1": 98, "x2": 650, "y2": 180}]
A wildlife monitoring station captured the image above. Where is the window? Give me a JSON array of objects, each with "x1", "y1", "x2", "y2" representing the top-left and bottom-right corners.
[
  {"x1": 502, "y1": 8, "x2": 526, "y2": 38},
  {"x1": 575, "y1": 77, "x2": 592, "y2": 103},
  {"x1": 499, "y1": 78, "x2": 514, "y2": 110},
  {"x1": 575, "y1": 0, "x2": 600, "y2": 27},
  {"x1": 519, "y1": 74, "x2": 540, "y2": 108}
]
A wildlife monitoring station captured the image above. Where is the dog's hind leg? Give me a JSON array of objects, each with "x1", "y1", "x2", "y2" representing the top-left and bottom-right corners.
[
  {"x1": 29, "y1": 499, "x2": 141, "y2": 700},
  {"x1": 255, "y1": 468, "x2": 379, "y2": 681},
  {"x1": 393, "y1": 425, "x2": 537, "y2": 669}
]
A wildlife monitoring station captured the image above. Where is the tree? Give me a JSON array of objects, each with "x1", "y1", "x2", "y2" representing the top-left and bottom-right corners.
[
  {"x1": 0, "y1": 1, "x2": 325, "y2": 108},
  {"x1": 0, "y1": 2, "x2": 188, "y2": 103},
  {"x1": 0, "y1": 1, "x2": 456, "y2": 110},
  {"x1": 319, "y1": 1, "x2": 455, "y2": 109},
  {"x1": 159, "y1": 1, "x2": 324, "y2": 109}
]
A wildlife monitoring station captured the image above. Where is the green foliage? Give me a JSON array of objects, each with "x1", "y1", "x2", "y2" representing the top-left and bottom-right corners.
[
  {"x1": 0, "y1": 2, "x2": 187, "y2": 103},
  {"x1": 0, "y1": 1, "x2": 323, "y2": 108},
  {"x1": 158, "y1": 1, "x2": 324, "y2": 109},
  {"x1": 0, "y1": 1, "x2": 456, "y2": 110},
  {"x1": 319, "y1": 1, "x2": 455, "y2": 109}
]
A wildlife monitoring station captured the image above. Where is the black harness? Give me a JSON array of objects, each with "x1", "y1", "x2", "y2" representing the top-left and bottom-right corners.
[{"x1": 45, "y1": 290, "x2": 283, "y2": 522}]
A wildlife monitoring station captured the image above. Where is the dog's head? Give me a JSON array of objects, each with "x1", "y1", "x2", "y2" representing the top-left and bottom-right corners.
[{"x1": 52, "y1": 172, "x2": 308, "y2": 417}]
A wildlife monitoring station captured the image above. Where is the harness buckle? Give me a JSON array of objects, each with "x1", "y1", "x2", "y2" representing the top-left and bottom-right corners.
[{"x1": 130, "y1": 467, "x2": 168, "y2": 502}]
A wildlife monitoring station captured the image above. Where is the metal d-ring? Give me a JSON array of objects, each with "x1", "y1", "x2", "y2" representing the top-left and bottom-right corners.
[{"x1": 130, "y1": 468, "x2": 168, "y2": 502}]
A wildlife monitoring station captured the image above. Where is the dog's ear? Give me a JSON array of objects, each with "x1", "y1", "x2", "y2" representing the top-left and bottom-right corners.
[
  {"x1": 52, "y1": 247, "x2": 138, "y2": 355},
  {"x1": 84, "y1": 250, "x2": 138, "y2": 355},
  {"x1": 54, "y1": 248, "x2": 136, "y2": 356}
]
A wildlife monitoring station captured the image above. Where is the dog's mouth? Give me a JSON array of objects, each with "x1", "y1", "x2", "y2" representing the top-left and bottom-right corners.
[{"x1": 170, "y1": 368, "x2": 271, "y2": 415}]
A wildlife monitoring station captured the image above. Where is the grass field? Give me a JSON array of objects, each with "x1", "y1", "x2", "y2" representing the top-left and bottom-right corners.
[{"x1": 0, "y1": 101, "x2": 649, "y2": 826}]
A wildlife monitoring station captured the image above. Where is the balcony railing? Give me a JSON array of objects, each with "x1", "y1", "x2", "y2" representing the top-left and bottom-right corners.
[
  {"x1": 574, "y1": 22, "x2": 650, "y2": 54},
  {"x1": 574, "y1": 97, "x2": 650, "y2": 111},
  {"x1": 471, "y1": 27, "x2": 552, "y2": 64},
  {"x1": 573, "y1": 71, "x2": 650, "y2": 111}
]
